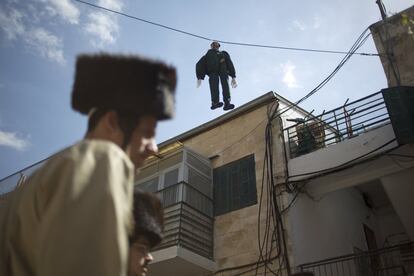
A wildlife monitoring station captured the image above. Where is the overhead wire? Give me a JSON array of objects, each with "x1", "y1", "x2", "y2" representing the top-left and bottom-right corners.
[
  {"x1": 45, "y1": 2, "x2": 402, "y2": 275},
  {"x1": 276, "y1": 27, "x2": 372, "y2": 118},
  {"x1": 209, "y1": 102, "x2": 287, "y2": 276},
  {"x1": 275, "y1": 138, "x2": 407, "y2": 224},
  {"x1": 185, "y1": 23, "x2": 379, "y2": 194},
  {"x1": 253, "y1": 102, "x2": 291, "y2": 276},
  {"x1": 263, "y1": 27, "x2": 377, "y2": 209},
  {"x1": 72, "y1": 0, "x2": 379, "y2": 56}
]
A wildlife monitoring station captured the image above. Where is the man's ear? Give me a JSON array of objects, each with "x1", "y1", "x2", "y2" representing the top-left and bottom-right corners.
[{"x1": 104, "y1": 110, "x2": 120, "y2": 132}]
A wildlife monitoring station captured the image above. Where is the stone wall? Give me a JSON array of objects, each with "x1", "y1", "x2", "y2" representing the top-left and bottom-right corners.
[
  {"x1": 179, "y1": 101, "x2": 289, "y2": 275},
  {"x1": 370, "y1": 5, "x2": 414, "y2": 87}
]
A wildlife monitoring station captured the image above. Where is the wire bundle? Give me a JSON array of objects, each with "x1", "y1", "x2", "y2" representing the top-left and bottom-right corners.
[
  {"x1": 276, "y1": 27, "x2": 372, "y2": 118},
  {"x1": 253, "y1": 102, "x2": 292, "y2": 276}
]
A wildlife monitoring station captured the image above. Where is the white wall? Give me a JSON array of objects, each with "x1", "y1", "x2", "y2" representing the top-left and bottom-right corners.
[
  {"x1": 288, "y1": 124, "x2": 397, "y2": 182},
  {"x1": 381, "y1": 168, "x2": 414, "y2": 241},
  {"x1": 376, "y1": 206, "x2": 407, "y2": 246},
  {"x1": 289, "y1": 187, "x2": 380, "y2": 266},
  {"x1": 280, "y1": 101, "x2": 309, "y2": 129}
]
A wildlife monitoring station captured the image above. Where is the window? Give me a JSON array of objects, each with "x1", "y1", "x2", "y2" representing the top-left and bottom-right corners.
[
  {"x1": 164, "y1": 168, "x2": 179, "y2": 188},
  {"x1": 213, "y1": 154, "x2": 257, "y2": 216},
  {"x1": 188, "y1": 167, "x2": 212, "y2": 198},
  {"x1": 138, "y1": 177, "x2": 159, "y2": 193}
]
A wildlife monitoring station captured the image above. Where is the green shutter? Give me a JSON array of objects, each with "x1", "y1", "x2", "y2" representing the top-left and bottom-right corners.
[{"x1": 213, "y1": 154, "x2": 257, "y2": 216}]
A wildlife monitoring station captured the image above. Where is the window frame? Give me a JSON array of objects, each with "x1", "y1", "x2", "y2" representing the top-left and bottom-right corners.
[{"x1": 213, "y1": 154, "x2": 258, "y2": 216}]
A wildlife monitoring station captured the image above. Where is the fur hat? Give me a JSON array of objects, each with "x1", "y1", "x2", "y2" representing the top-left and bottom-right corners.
[
  {"x1": 131, "y1": 190, "x2": 164, "y2": 248},
  {"x1": 71, "y1": 53, "x2": 177, "y2": 120}
]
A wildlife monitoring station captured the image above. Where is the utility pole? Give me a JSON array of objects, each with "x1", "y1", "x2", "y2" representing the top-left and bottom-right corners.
[{"x1": 376, "y1": 0, "x2": 387, "y2": 20}]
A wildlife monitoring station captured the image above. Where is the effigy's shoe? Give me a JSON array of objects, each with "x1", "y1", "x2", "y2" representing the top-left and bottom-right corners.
[
  {"x1": 211, "y1": 102, "x2": 224, "y2": 110},
  {"x1": 223, "y1": 103, "x2": 235, "y2": 110}
]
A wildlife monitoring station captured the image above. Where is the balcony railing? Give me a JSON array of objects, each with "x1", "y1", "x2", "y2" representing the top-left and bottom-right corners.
[
  {"x1": 284, "y1": 91, "x2": 390, "y2": 158},
  {"x1": 297, "y1": 242, "x2": 414, "y2": 276},
  {"x1": 153, "y1": 181, "x2": 214, "y2": 259}
]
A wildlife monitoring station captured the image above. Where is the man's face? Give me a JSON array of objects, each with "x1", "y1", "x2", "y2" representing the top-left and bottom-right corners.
[
  {"x1": 126, "y1": 115, "x2": 158, "y2": 168},
  {"x1": 128, "y1": 236, "x2": 153, "y2": 276}
]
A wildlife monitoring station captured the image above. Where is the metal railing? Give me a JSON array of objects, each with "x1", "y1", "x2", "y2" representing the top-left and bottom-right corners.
[
  {"x1": 283, "y1": 91, "x2": 390, "y2": 159},
  {"x1": 154, "y1": 181, "x2": 214, "y2": 259},
  {"x1": 297, "y1": 242, "x2": 414, "y2": 276}
]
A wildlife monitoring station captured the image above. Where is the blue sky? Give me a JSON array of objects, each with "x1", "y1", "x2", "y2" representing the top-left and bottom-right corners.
[{"x1": 0, "y1": 0, "x2": 412, "y2": 179}]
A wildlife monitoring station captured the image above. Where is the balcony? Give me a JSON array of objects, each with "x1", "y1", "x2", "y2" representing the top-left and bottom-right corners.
[
  {"x1": 135, "y1": 145, "x2": 216, "y2": 275},
  {"x1": 283, "y1": 91, "x2": 400, "y2": 182},
  {"x1": 284, "y1": 91, "x2": 391, "y2": 158},
  {"x1": 155, "y1": 181, "x2": 213, "y2": 257}
]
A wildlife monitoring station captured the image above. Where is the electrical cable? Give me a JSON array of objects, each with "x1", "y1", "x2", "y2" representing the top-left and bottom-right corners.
[
  {"x1": 280, "y1": 183, "x2": 305, "y2": 214},
  {"x1": 278, "y1": 137, "x2": 406, "y2": 216},
  {"x1": 253, "y1": 103, "x2": 292, "y2": 276},
  {"x1": 205, "y1": 101, "x2": 286, "y2": 276},
  {"x1": 0, "y1": 152, "x2": 59, "y2": 183},
  {"x1": 282, "y1": 141, "x2": 402, "y2": 195},
  {"x1": 22, "y1": 3, "x2": 375, "y2": 197},
  {"x1": 275, "y1": 141, "x2": 412, "y2": 226},
  {"x1": 275, "y1": 27, "x2": 372, "y2": 118},
  {"x1": 72, "y1": 0, "x2": 379, "y2": 56},
  {"x1": 376, "y1": 18, "x2": 402, "y2": 86},
  {"x1": 212, "y1": 256, "x2": 278, "y2": 275}
]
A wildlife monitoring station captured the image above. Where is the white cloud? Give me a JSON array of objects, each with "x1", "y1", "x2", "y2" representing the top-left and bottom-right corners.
[
  {"x1": 100, "y1": 0, "x2": 123, "y2": 11},
  {"x1": 43, "y1": 0, "x2": 80, "y2": 24},
  {"x1": 85, "y1": 12, "x2": 118, "y2": 45},
  {"x1": 292, "y1": 17, "x2": 321, "y2": 31},
  {"x1": 293, "y1": 20, "x2": 307, "y2": 31},
  {"x1": 84, "y1": 0, "x2": 123, "y2": 46},
  {"x1": 0, "y1": 130, "x2": 30, "y2": 151},
  {"x1": 0, "y1": 8, "x2": 25, "y2": 40},
  {"x1": 280, "y1": 61, "x2": 300, "y2": 89},
  {"x1": 25, "y1": 27, "x2": 65, "y2": 64},
  {"x1": 0, "y1": 6, "x2": 65, "y2": 64}
]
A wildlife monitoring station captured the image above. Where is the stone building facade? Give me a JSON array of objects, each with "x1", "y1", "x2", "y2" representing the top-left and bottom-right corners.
[
  {"x1": 370, "y1": 5, "x2": 414, "y2": 87},
  {"x1": 137, "y1": 92, "x2": 302, "y2": 275}
]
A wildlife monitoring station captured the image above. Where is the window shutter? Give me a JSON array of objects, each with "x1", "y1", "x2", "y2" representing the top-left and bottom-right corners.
[
  {"x1": 247, "y1": 155, "x2": 257, "y2": 205},
  {"x1": 214, "y1": 167, "x2": 230, "y2": 215},
  {"x1": 214, "y1": 154, "x2": 257, "y2": 216}
]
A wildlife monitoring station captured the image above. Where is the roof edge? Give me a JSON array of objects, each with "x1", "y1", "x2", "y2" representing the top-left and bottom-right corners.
[
  {"x1": 369, "y1": 5, "x2": 414, "y2": 30},
  {"x1": 158, "y1": 91, "x2": 278, "y2": 148}
]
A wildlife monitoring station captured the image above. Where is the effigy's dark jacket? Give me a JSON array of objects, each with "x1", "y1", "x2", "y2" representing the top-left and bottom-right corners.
[{"x1": 196, "y1": 49, "x2": 236, "y2": 80}]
